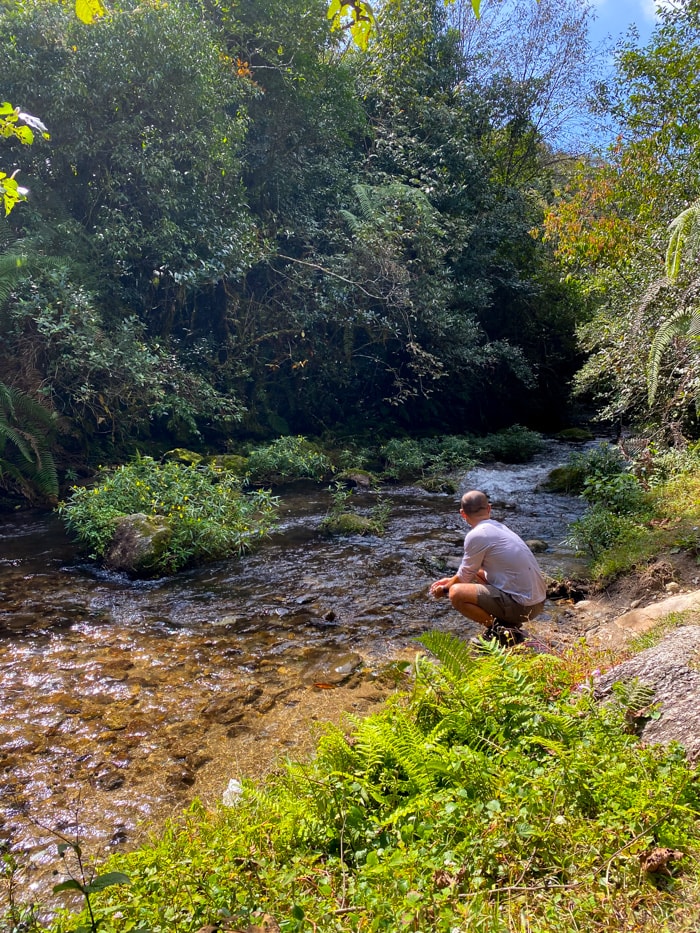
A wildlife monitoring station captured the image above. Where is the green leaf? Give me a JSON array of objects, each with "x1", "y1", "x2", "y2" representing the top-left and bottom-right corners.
[
  {"x1": 16, "y1": 125, "x2": 34, "y2": 146},
  {"x1": 75, "y1": 0, "x2": 107, "y2": 24},
  {"x1": 53, "y1": 879, "x2": 85, "y2": 895},
  {"x1": 84, "y1": 871, "x2": 131, "y2": 893},
  {"x1": 471, "y1": 0, "x2": 481, "y2": 17}
]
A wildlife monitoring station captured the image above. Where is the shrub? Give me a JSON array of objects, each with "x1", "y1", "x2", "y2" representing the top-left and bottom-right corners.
[
  {"x1": 380, "y1": 437, "x2": 428, "y2": 479},
  {"x1": 481, "y1": 425, "x2": 543, "y2": 462},
  {"x1": 59, "y1": 456, "x2": 278, "y2": 574},
  {"x1": 549, "y1": 442, "x2": 628, "y2": 496},
  {"x1": 245, "y1": 436, "x2": 332, "y2": 483},
  {"x1": 381, "y1": 435, "x2": 478, "y2": 480},
  {"x1": 566, "y1": 504, "x2": 640, "y2": 559},
  {"x1": 320, "y1": 483, "x2": 391, "y2": 536},
  {"x1": 582, "y1": 470, "x2": 648, "y2": 515}
]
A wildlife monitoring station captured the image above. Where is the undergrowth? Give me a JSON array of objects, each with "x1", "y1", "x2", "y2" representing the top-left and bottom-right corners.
[
  {"x1": 564, "y1": 443, "x2": 700, "y2": 583},
  {"x1": 59, "y1": 455, "x2": 279, "y2": 574},
  {"x1": 37, "y1": 633, "x2": 700, "y2": 933}
]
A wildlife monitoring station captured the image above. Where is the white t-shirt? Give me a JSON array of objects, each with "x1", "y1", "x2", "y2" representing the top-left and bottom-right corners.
[{"x1": 457, "y1": 519, "x2": 547, "y2": 606}]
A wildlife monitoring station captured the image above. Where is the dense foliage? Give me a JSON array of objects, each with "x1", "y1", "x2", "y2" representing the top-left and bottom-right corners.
[
  {"x1": 0, "y1": 0, "x2": 594, "y2": 501},
  {"x1": 38, "y1": 634, "x2": 700, "y2": 933},
  {"x1": 60, "y1": 456, "x2": 278, "y2": 573},
  {"x1": 544, "y1": 0, "x2": 700, "y2": 442}
]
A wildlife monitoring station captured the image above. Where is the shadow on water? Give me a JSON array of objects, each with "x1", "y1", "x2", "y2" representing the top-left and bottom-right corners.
[{"x1": 0, "y1": 438, "x2": 598, "y2": 910}]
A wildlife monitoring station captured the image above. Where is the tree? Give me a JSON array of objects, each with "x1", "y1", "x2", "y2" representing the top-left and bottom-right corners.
[{"x1": 543, "y1": 1, "x2": 700, "y2": 436}]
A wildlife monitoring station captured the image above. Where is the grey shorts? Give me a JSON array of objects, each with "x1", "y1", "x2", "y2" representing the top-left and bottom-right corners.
[{"x1": 473, "y1": 584, "x2": 544, "y2": 628}]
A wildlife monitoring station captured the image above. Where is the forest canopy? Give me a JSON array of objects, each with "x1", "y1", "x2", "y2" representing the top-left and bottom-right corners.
[{"x1": 3, "y1": 0, "x2": 699, "y2": 494}]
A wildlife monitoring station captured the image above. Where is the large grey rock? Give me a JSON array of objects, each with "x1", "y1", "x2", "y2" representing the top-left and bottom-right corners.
[
  {"x1": 594, "y1": 625, "x2": 700, "y2": 763},
  {"x1": 592, "y1": 591, "x2": 700, "y2": 648},
  {"x1": 104, "y1": 513, "x2": 172, "y2": 574}
]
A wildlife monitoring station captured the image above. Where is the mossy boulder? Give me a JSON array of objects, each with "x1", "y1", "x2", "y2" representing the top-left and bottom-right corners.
[
  {"x1": 336, "y1": 470, "x2": 374, "y2": 489},
  {"x1": 420, "y1": 476, "x2": 458, "y2": 494},
  {"x1": 162, "y1": 448, "x2": 203, "y2": 465},
  {"x1": 321, "y1": 513, "x2": 382, "y2": 536},
  {"x1": 104, "y1": 513, "x2": 173, "y2": 575},
  {"x1": 543, "y1": 465, "x2": 586, "y2": 494},
  {"x1": 556, "y1": 427, "x2": 594, "y2": 442},
  {"x1": 204, "y1": 454, "x2": 249, "y2": 475}
]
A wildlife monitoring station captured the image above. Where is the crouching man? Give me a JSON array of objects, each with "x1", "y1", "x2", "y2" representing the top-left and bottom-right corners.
[{"x1": 430, "y1": 489, "x2": 546, "y2": 646}]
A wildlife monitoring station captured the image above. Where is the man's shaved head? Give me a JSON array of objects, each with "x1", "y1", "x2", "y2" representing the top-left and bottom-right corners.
[{"x1": 460, "y1": 490, "x2": 490, "y2": 515}]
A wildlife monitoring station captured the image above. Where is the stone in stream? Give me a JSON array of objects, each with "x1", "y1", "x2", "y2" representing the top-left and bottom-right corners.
[
  {"x1": 200, "y1": 685, "x2": 265, "y2": 724},
  {"x1": 301, "y1": 651, "x2": 363, "y2": 686},
  {"x1": 104, "y1": 512, "x2": 172, "y2": 574}
]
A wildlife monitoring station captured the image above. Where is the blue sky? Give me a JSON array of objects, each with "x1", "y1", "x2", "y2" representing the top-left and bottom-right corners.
[{"x1": 587, "y1": 0, "x2": 672, "y2": 49}]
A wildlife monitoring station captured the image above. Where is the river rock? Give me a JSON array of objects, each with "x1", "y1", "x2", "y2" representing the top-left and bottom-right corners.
[
  {"x1": 301, "y1": 651, "x2": 362, "y2": 685},
  {"x1": 104, "y1": 513, "x2": 173, "y2": 574},
  {"x1": 201, "y1": 685, "x2": 265, "y2": 724},
  {"x1": 526, "y1": 539, "x2": 549, "y2": 553},
  {"x1": 594, "y1": 625, "x2": 700, "y2": 762}
]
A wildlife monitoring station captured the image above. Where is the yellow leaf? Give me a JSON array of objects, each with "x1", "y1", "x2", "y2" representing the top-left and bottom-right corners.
[{"x1": 75, "y1": 0, "x2": 107, "y2": 24}]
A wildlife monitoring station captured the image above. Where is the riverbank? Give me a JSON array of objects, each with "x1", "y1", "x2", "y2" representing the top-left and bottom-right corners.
[{"x1": 29, "y1": 597, "x2": 700, "y2": 933}]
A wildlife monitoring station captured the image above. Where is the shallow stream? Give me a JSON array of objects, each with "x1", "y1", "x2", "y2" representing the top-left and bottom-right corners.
[{"x1": 0, "y1": 438, "x2": 597, "y2": 910}]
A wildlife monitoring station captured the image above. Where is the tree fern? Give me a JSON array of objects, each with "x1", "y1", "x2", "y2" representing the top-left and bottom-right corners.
[
  {"x1": 666, "y1": 198, "x2": 700, "y2": 280},
  {"x1": 341, "y1": 181, "x2": 439, "y2": 236},
  {"x1": 647, "y1": 199, "x2": 700, "y2": 406},
  {"x1": 647, "y1": 305, "x2": 700, "y2": 405}
]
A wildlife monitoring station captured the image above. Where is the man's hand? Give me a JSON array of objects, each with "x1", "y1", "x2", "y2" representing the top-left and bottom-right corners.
[{"x1": 430, "y1": 578, "x2": 453, "y2": 598}]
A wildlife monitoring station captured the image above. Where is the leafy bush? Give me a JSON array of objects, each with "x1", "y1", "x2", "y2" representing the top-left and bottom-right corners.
[
  {"x1": 582, "y1": 470, "x2": 648, "y2": 515},
  {"x1": 54, "y1": 634, "x2": 700, "y2": 933},
  {"x1": 320, "y1": 483, "x2": 391, "y2": 536},
  {"x1": 644, "y1": 441, "x2": 700, "y2": 487},
  {"x1": 245, "y1": 436, "x2": 332, "y2": 483},
  {"x1": 59, "y1": 456, "x2": 278, "y2": 574},
  {"x1": 549, "y1": 441, "x2": 628, "y2": 496},
  {"x1": 566, "y1": 504, "x2": 641, "y2": 559},
  {"x1": 381, "y1": 435, "x2": 480, "y2": 480},
  {"x1": 380, "y1": 437, "x2": 429, "y2": 479},
  {"x1": 481, "y1": 424, "x2": 543, "y2": 462}
]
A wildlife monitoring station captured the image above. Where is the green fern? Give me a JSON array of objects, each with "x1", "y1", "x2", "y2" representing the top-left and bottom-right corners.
[
  {"x1": 666, "y1": 198, "x2": 700, "y2": 280},
  {"x1": 418, "y1": 629, "x2": 476, "y2": 682},
  {"x1": 647, "y1": 305, "x2": 700, "y2": 405},
  {"x1": 0, "y1": 383, "x2": 59, "y2": 500},
  {"x1": 647, "y1": 200, "x2": 700, "y2": 406},
  {"x1": 341, "y1": 181, "x2": 438, "y2": 236}
]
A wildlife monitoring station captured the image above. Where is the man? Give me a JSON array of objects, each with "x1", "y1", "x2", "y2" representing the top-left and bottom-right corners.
[{"x1": 430, "y1": 489, "x2": 546, "y2": 645}]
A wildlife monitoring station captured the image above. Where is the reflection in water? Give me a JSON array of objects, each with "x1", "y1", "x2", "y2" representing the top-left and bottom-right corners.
[{"x1": 0, "y1": 440, "x2": 594, "y2": 908}]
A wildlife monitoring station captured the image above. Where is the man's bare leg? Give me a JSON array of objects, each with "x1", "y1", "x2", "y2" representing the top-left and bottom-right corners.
[{"x1": 447, "y1": 583, "x2": 493, "y2": 627}]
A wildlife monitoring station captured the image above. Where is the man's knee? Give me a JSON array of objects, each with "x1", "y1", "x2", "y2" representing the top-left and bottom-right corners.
[{"x1": 448, "y1": 583, "x2": 479, "y2": 610}]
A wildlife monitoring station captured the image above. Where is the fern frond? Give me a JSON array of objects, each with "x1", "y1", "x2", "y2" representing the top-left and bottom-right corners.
[
  {"x1": 0, "y1": 247, "x2": 29, "y2": 306},
  {"x1": 418, "y1": 629, "x2": 476, "y2": 682},
  {"x1": 0, "y1": 383, "x2": 59, "y2": 499},
  {"x1": 666, "y1": 199, "x2": 700, "y2": 280},
  {"x1": 611, "y1": 678, "x2": 656, "y2": 713},
  {"x1": 647, "y1": 306, "x2": 700, "y2": 404}
]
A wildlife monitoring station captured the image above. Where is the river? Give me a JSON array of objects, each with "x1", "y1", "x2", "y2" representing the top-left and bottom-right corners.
[{"x1": 0, "y1": 438, "x2": 595, "y2": 912}]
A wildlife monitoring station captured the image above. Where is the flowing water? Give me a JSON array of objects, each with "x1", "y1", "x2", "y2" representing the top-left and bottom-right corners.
[{"x1": 0, "y1": 438, "x2": 597, "y2": 911}]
